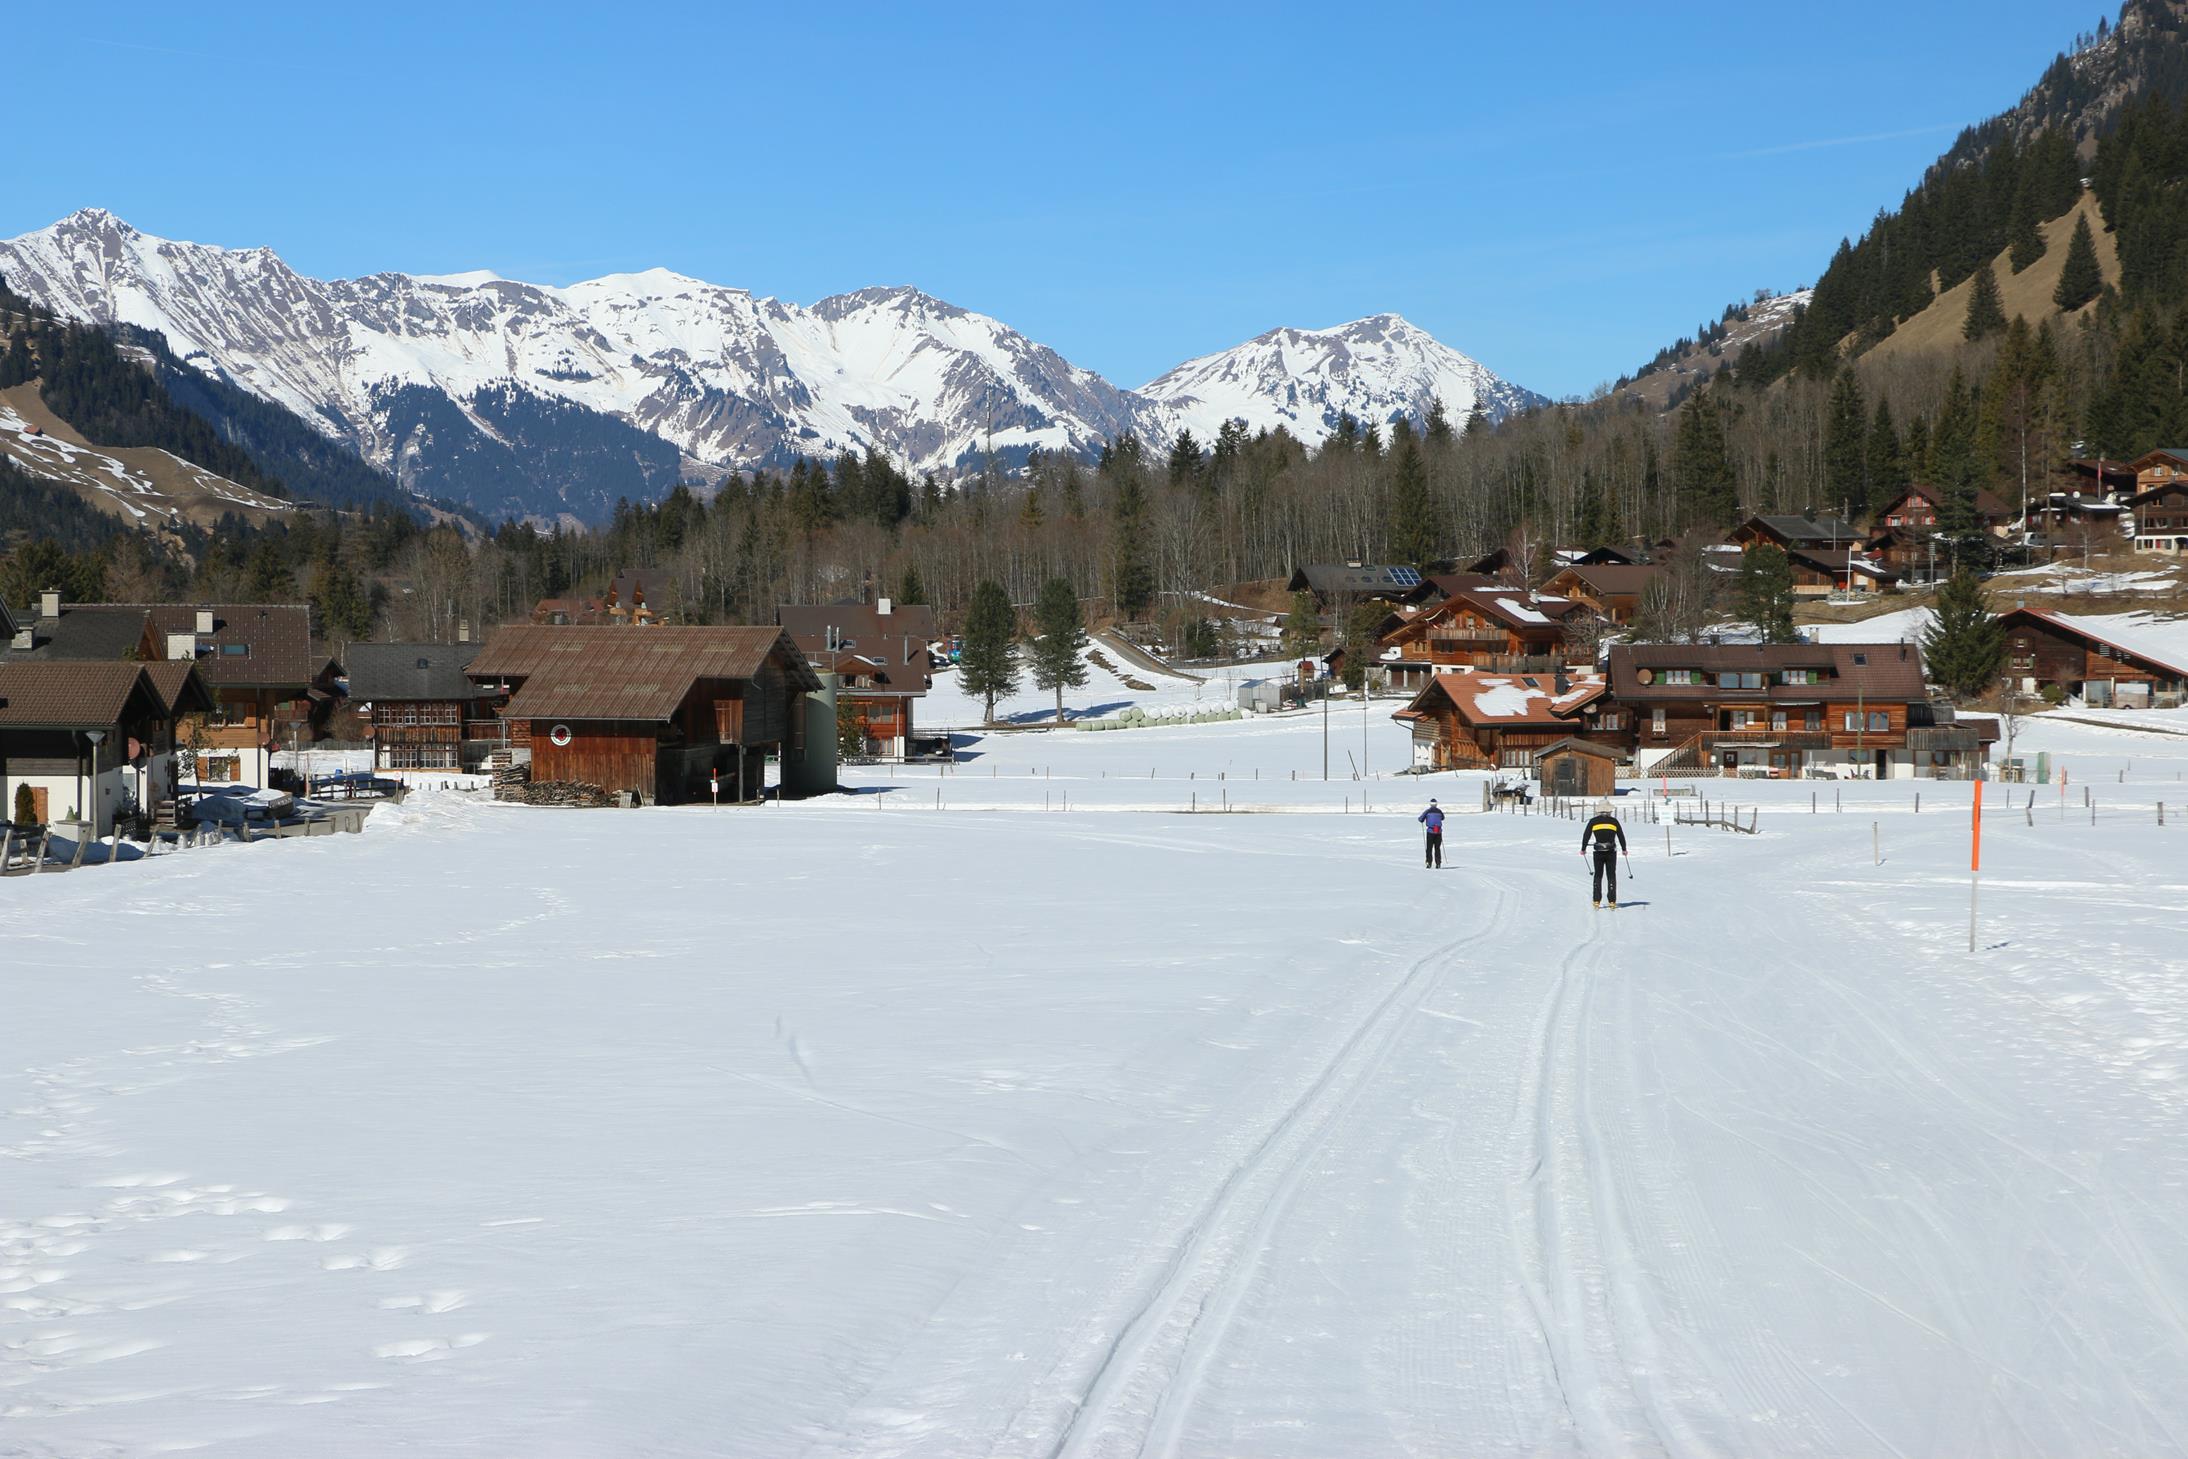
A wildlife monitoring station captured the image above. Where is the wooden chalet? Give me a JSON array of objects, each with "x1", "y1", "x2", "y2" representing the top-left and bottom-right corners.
[
  {"x1": 1392, "y1": 668, "x2": 1619, "y2": 771},
  {"x1": 2127, "y1": 477, "x2": 2188, "y2": 556},
  {"x1": 1375, "y1": 589, "x2": 1578, "y2": 692},
  {"x1": 1607, "y1": 640, "x2": 1945, "y2": 778},
  {"x1": 1286, "y1": 561, "x2": 1427, "y2": 610},
  {"x1": 2034, "y1": 459, "x2": 2133, "y2": 538},
  {"x1": 532, "y1": 568, "x2": 675, "y2": 627},
  {"x1": 1728, "y1": 514, "x2": 1862, "y2": 554},
  {"x1": 346, "y1": 642, "x2": 505, "y2": 771},
  {"x1": 1872, "y1": 484, "x2": 2012, "y2": 535},
  {"x1": 0, "y1": 659, "x2": 212, "y2": 835},
  {"x1": 1538, "y1": 563, "x2": 1662, "y2": 625},
  {"x1": 777, "y1": 599, "x2": 936, "y2": 759},
  {"x1": 147, "y1": 604, "x2": 340, "y2": 785},
  {"x1": 5, "y1": 594, "x2": 337, "y2": 786},
  {"x1": 1727, "y1": 515, "x2": 1897, "y2": 597},
  {"x1": 465, "y1": 625, "x2": 824, "y2": 804},
  {"x1": 2127, "y1": 448, "x2": 2188, "y2": 492},
  {"x1": 1393, "y1": 572, "x2": 1498, "y2": 610},
  {"x1": 1996, "y1": 608, "x2": 2188, "y2": 707},
  {"x1": 1786, "y1": 545, "x2": 1899, "y2": 597}
]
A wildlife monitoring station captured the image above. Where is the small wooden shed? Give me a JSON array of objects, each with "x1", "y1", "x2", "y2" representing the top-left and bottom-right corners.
[{"x1": 1535, "y1": 737, "x2": 1619, "y2": 798}]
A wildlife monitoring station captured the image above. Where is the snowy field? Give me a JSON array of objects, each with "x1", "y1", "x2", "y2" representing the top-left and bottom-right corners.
[{"x1": 7, "y1": 709, "x2": 2188, "y2": 1456}]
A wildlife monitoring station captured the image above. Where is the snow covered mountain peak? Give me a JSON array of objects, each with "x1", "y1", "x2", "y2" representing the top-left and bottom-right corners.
[
  {"x1": 1140, "y1": 312, "x2": 1545, "y2": 443},
  {"x1": 0, "y1": 210, "x2": 1543, "y2": 521}
]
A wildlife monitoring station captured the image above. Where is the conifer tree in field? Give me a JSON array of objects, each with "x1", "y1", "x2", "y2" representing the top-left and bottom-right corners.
[
  {"x1": 2054, "y1": 214, "x2": 2103, "y2": 311},
  {"x1": 1963, "y1": 262, "x2": 2007, "y2": 342},
  {"x1": 1029, "y1": 576, "x2": 1088, "y2": 725},
  {"x1": 1425, "y1": 396, "x2": 1456, "y2": 446},
  {"x1": 1735, "y1": 544, "x2": 1797, "y2": 644},
  {"x1": 1929, "y1": 367, "x2": 1983, "y2": 533},
  {"x1": 1281, "y1": 591, "x2": 1322, "y2": 659},
  {"x1": 959, "y1": 579, "x2": 1019, "y2": 724},
  {"x1": 1166, "y1": 429, "x2": 1203, "y2": 487},
  {"x1": 1671, "y1": 388, "x2": 1739, "y2": 528},
  {"x1": 1866, "y1": 396, "x2": 1907, "y2": 505},
  {"x1": 1575, "y1": 467, "x2": 1615, "y2": 546},
  {"x1": 1386, "y1": 421, "x2": 1434, "y2": 568},
  {"x1": 1111, "y1": 471, "x2": 1155, "y2": 620},
  {"x1": 1921, "y1": 566, "x2": 2005, "y2": 700},
  {"x1": 1823, "y1": 368, "x2": 1869, "y2": 520},
  {"x1": 2007, "y1": 176, "x2": 2047, "y2": 273}
]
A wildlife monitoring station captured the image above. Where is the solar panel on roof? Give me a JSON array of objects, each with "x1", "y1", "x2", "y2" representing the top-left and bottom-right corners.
[{"x1": 1385, "y1": 566, "x2": 1422, "y2": 587}]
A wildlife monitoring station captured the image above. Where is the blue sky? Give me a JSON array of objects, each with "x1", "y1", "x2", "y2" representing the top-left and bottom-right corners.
[{"x1": 9, "y1": 2, "x2": 2105, "y2": 399}]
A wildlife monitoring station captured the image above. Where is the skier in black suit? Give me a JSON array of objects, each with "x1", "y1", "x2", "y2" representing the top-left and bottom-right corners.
[{"x1": 1579, "y1": 805, "x2": 1628, "y2": 908}]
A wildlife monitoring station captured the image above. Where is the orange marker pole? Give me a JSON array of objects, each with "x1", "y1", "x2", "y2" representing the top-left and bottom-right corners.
[{"x1": 1968, "y1": 780, "x2": 1984, "y2": 953}]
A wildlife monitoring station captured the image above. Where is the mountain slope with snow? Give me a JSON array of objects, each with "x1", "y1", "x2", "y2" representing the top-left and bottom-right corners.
[
  {"x1": 1140, "y1": 313, "x2": 1544, "y2": 442},
  {"x1": 0, "y1": 211, "x2": 1541, "y2": 522}
]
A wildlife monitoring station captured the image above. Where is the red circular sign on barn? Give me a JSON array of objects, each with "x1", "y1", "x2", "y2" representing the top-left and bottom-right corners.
[{"x1": 549, "y1": 724, "x2": 573, "y2": 747}]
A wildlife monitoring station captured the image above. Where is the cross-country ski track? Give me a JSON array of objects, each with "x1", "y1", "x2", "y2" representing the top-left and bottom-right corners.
[{"x1": 6, "y1": 715, "x2": 2188, "y2": 1456}]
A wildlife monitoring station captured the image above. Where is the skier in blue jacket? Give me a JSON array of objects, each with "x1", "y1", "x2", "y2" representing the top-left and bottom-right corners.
[{"x1": 1417, "y1": 799, "x2": 1445, "y2": 869}]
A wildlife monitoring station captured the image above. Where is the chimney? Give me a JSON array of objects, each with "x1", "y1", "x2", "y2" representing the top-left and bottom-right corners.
[
  {"x1": 195, "y1": 608, "x2": 215, "y2": 635},
  {"x1": 877, "y1": 597, "x2": 892, "y2": 617},
  {"x1": 165, "y1": 633, "x2": 196, "y2": 661},
  {"x1": 458, "y1": 619, "x2": 471, "y2": 644},
  {"x1": 38, "y1": 588, "x2": 60, "y2": 619}
]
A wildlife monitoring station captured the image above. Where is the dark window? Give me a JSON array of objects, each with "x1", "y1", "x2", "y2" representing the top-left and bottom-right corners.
[
  {"x1": 220, "y1": 643, "x2": 250, "y2": 657},
  {"x1": 1851, "y1": 653, "x2": 1867, "y2": 666}
]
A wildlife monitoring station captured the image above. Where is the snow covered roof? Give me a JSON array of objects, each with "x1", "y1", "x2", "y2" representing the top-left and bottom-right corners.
[
  {"x1": 2001, "y1": 609, "x2": 2188, "y2": 679},
  {"x1": 1402, "y1": 669, "x2": 1604, "y2": 727}
]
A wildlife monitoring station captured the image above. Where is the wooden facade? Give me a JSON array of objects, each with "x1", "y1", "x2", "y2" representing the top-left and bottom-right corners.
[
  {"x1": 1996, "y1": 608, "x2": 2188, "y2": 705},
  {"x1": 1536, "y1": 738, "x2": 1620, "y2": 798},
  {"x1": 2129, "y1": 479, "x2": 2188, "y2": 554},
  {"x1": 1377, "y1": 591, "x2": 1572, "y2": 692},
  {"x1": 1609, "y1": 642, "x2": 1931, "y2": 777},
  {"x1": 1393, "y1": 670, "x2": 1618, "y2": 771},
  {"x1": 467, "y1": 625, "x2": 824, "y2": 805}
]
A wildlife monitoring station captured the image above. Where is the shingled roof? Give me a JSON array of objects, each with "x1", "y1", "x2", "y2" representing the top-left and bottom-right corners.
[
  {"x1": 141, "y1": 604, "x2": 328, "y2": 689},
  {"x1": 0, "y1": 662, "x2": 168, "y2": 729},
  {"x1": 2, "y1": 604, "x2": 155, "y2": 662},
  {"x1": 346, "y1": 642, "x2": 492, "y2": 703},
  {"x1": 473, "y1": 625, "x2": 820, "y2": 722}
]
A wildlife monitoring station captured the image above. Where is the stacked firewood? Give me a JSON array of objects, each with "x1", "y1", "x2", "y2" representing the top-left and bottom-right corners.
[{"x1": 516, "y1": 780, "x2": 614, "y2": 808}]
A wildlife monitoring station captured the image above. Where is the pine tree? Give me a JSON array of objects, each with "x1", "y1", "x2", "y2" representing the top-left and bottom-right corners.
[
  {"x1": 1386, "y1": 421, "x2": 1434, "y2": 568},
  {"x1": 1930, "y1": 368, "x2": 1983, "y2": 533},
  {"x1": 1028, "y1": 577, "x2": 1088, "y2": 725},
  {"x1": 1281, "y1": 591, "x2": 1322, "y2": 659},
  {"x1": 959, "y1": 580, "x2": 1019, "y2": 724},
  {"x1": 1735, "y1": 544, "x2": 1797, "y2": 644},
  {"x1": 1865, "y1": 396, "x2": 1907, "y2": 509},
  {"x1": 895, "y1": 564, "x2": 926, "y2": 606},
  {"x1": 1823, "y1": 368, "x2": 1869, "y2": 520},
  {"x1": 1111, "y1": 471, "x2": 1155, "y2": 620},
  {"x1": 1921, "y1": 566, "x2": 2005, "y2": 699},
  {"x1": 2054, "y1": 214, "x2": 2103, "y2": 311},
  {"x1": 2007, "y1": 174, "x2": 2047, "y2": 273},
  {"x1": 1670, "y1": 388, "x2": 1739, "y2": 528},
  {"x1": 1963, "y1": 262, "x2": 2007, "y2": 342},
  {"x1": 1166, "y1": 429, "x2": 1203, "y2": 487}
]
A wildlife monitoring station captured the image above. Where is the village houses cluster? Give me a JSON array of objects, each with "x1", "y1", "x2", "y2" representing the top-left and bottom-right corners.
[{"x1": 4, "y1": 449, "x2": 2186, "y2": 859}]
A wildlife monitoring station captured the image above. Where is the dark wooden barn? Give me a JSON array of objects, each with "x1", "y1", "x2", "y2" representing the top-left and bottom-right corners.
[{"x1": 465, "y1": 626, "x2": 823, "y2": 804}]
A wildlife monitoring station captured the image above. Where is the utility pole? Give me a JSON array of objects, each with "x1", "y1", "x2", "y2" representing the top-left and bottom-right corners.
[{"x1": 1322, "y1": 674, "x2": 1329, "y2": 782}]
